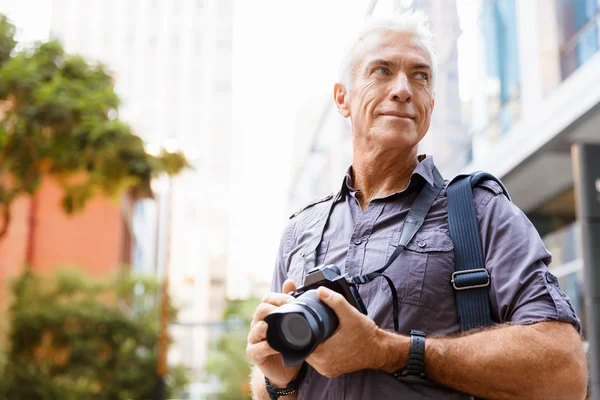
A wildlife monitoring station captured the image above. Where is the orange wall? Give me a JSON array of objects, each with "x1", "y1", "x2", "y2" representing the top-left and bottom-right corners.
[
  {"x1": 0, "y1": 176, "x2": 128, "y2": 308},
  {"x1": 30, "y1": 176, "x2": 126, "y2": 277}
]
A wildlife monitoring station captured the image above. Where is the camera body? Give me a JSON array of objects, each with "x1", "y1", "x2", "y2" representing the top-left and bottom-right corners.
[
  {"x1": 264, "y1": 264, "x2": 368, "y2": 367},
  {"x1": 292, "y1": 264, "x2": 368, "y2": 313}
]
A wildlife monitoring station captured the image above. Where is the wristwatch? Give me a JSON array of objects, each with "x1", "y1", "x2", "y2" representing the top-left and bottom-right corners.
[
  {"x1": 393, "y1": 329, "x2": 427, "y2": 383},
  {"x1": 265, "y1": 363, "x2": 307, "y2": 399}
]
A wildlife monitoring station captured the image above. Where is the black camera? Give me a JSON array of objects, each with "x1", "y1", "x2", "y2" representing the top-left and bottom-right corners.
[{"x1": 264, "y1": 264, "x2": 368, "y2": 367}]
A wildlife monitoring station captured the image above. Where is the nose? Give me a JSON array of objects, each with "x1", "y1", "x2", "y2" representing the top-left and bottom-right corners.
[{"x1": 390, "y1": 73, "x2": 412, "y2": 103}]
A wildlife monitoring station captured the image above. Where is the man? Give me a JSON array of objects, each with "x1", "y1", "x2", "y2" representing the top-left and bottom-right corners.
[{"x1": 246, "y1": 10, "x2": 588, "y2": 400}]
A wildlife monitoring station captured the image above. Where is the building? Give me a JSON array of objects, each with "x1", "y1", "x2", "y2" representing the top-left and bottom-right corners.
[
  {"x1": 288, "y1": 94, "x2": 351, "y2": 213},
  {"x1": 49, "y1": 0, "x2": 234, "y2": 381},
  {"x1": 449, "y1": 0, "x2": 599, "y2": 342},
  {"x1": 0, "y1": 177, "x2": 134, "y2": 310}
]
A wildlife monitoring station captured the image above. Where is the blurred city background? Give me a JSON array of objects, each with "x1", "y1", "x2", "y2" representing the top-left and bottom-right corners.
[{"x1": 0, "y1": 0, "x2": 596, "y2": 398}]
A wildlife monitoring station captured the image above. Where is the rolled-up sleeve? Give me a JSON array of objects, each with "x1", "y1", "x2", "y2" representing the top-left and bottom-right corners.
[
  {"x1": 476, "y1": 183, "x2": 582, "y2": 333},
  {"x1": 270, "y1": 220, "x2": 296, "y2": 293}
]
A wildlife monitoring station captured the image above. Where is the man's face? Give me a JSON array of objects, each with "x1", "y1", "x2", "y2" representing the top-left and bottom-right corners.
[{"x1": 336, "y1": 30, "x2": 435, "y2": 151}]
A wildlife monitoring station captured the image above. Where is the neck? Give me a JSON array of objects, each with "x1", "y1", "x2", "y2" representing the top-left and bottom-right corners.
[{"x1": 351, "y1": 146, "x2": 419, "y2": 210}]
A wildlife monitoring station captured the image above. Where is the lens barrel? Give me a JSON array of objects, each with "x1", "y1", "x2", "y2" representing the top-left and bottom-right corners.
[{"x1": 265, "y1": 289, "x2": 339, "y2": 366}]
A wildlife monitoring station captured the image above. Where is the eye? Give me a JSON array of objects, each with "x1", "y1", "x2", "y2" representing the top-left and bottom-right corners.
[
  {"x1": 415, "y1": 72, "x2": 429, "y2": 81},
  {"x1": 374, "y1": 67, "x2": 390, "y2": 75}
]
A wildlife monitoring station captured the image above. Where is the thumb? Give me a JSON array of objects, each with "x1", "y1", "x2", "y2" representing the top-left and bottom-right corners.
[
  {"x1": 282, "y1": 279, "x2": 297, "y2": 294},
  {"x1": 317, "y1": 287, "x2": 356, "y2": 318}
]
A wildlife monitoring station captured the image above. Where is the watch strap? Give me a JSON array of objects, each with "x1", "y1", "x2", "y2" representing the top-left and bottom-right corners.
[
  {"x1": 394, "y1": 329, "x2": 427, "y2": 382},
  {"x1": 265, "y1": 362, "x2": 307, "y2": 399}
]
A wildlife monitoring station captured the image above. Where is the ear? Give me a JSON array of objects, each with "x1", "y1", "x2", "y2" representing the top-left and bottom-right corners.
[
  {"x1": 334, "y1": 83, "x2": 351, "y2": 118},
  {"x1": 431, "y1": 95, "x2": 435, "y2": 111}
]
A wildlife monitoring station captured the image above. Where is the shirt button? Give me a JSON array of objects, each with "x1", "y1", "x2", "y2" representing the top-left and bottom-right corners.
[
  {"x1": 545, "y1": 272, "x2": 557, "y2": 284},
  {"x1": 353, "y1": 238, "x2": 362, "y2": 245},
  {"x1": 418, "y1": 241, "x2": 427, "y2": 248}
]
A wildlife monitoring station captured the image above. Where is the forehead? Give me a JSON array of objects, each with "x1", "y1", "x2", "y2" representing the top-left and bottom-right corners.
[{"x1": 356, "y1": 30, "x2": 431, "y2": 68}]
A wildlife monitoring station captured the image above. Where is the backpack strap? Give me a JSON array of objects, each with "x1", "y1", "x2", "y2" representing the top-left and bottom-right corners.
[{"x1": 447, "y1": 171, "x2": 510, "y2": 332}]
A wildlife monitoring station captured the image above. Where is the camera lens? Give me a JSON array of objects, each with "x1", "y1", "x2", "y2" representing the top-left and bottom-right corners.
[
  {"x1": 280, "y1": 314, "x2": 313, "y2": 349},
  {"x1": 264, "y1": 289, "x2": 339, "y2": 366}
]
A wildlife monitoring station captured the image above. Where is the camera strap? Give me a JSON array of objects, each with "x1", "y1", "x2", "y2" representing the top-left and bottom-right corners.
[{"x1": 350, "y1": 167, "x2": 445, "y2": 332}]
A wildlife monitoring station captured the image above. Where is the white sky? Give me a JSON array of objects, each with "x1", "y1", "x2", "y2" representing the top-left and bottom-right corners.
[
  {"x1": 0, "y1": 0, "x2": 51, "y2": 44},
  {"x1": 228, "y1": 0, "x2": 368, "y2": 290}
]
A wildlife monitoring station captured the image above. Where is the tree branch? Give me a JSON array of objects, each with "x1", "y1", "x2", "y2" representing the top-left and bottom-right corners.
[
  {"x1": 0, "y1": 133, "x2": 40, "y2": 242},
  {"x1": 0, "y1": 201, "x2": 12, "y2": 241}
]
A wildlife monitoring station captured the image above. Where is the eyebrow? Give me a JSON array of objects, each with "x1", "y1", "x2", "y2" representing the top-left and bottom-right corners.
[
  {"x1": 365, "y1": 59, "x2": 394, "y2": 69},
  {"x1": 411, "y1": 63, "x2": 431, "y2": 71}
]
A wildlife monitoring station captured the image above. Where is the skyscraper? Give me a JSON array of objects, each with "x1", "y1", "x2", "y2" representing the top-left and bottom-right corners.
[{"x1": 49, "y1": 0, "x2": 234, "y2": 379}]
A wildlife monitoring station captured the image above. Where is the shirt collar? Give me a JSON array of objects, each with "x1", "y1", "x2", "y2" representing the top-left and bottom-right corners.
[{"x1": 335, "y1": 154, "x2": 436, "y2": 201}]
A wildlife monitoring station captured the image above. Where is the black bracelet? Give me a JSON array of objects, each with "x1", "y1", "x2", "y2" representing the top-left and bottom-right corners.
[
  {"x1": 265, "y1": 363, "x2": 307, "y2": 399},
  {"x1": 393, "y1": 329, "x2": 427, "y2": 383}
]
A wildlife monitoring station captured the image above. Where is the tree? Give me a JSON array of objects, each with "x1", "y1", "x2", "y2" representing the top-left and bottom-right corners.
[
  {"x1": 0, "y1": 14, "x2": 188, "y2": 240},
  {"x1": 204, "y1": 298, "x2": 261, "y2": 400},
  {"x1": 0, "y1": 268, "x2": 189, "y2": 400}
]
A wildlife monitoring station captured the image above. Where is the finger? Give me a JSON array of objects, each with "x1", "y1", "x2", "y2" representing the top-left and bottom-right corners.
[
  {"x1": 247, "y1": 321, "x2": 269, "y2": 345},
  {"x1": 282, "y1": 279, "x2": 297, "y2": 294},
  {"x1": 261, "y1": 292, "x2": 294, "y2": 307},
  {"x1": 251, "y1": 303, "x2": 278, "y2": 328},
  {"x1": 316, "y1": 287, "x2": 358, "y2": 320},
  {"x1": 247, "y1": 341, "x2": 279, "y2": 365}
]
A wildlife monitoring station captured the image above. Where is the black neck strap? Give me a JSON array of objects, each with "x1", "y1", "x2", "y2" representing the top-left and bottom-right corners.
[{"x1": 351, "y1": 167, "x2": 444, "y2": 332}]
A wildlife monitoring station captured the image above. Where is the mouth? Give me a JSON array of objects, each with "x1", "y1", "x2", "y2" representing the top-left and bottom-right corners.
[{"x1": 380, "y1": 112, "x2": 415, "y2": 119}]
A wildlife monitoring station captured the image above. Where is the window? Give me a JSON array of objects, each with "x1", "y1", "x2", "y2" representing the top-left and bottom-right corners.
[
  {"x1": 557, "y1": 0, "x2": 600, "y2": 79},
  {"x1": 480, "y1": 0, "x2": 521, "y2": 137}
]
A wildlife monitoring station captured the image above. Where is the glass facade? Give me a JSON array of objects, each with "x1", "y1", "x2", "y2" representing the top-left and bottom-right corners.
[
  {"x1": 479, "y1": 0, "x2": 521, "y2": 139},
  {"x1": 543, "y1": 220, "x2": 581, "y2": 266},
  {"x1": 558, "y1": 0, "x2": 600, "y2": 80},
  {"x1": 457, "y1": 0, "x2": 521, "y2": 171}
]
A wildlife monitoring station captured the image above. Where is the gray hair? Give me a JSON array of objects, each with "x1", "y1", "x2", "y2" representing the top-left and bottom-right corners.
[{"x1": 338, "y1": 9, "x2": 438, "y2": 91}]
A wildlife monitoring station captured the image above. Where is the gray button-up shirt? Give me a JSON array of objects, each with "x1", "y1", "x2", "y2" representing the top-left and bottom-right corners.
[{"x1": 270, "y1": 155, "x2": 581, "y2": 400}]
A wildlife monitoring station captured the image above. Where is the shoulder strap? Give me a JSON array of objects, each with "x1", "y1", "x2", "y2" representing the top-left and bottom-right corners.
[{"x1": 447, "y1": 171, "x2": 510, "y2": 332}]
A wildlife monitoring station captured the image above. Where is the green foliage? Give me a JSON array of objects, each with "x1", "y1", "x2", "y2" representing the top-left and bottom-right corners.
[
  {"x1": 0, "y1": 15, "x2": 190, "y2": 236},
  {"x1": 0, "y1": 15, "x2": 16, "y2": 65},
  {"x1": 0, "y1": 268, "x2": 190, "y2": 400},
  {"x1": 204, "y1": 298, "x2": 261, "y2": 400}
]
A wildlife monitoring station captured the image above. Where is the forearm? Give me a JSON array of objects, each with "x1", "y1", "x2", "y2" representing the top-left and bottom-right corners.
[
  {"x1": 377, "y1": 322, "x2": 587, "y2": 400},
  {"x1": 250, "y1": 366, "x2": 298, "y2": 400}
]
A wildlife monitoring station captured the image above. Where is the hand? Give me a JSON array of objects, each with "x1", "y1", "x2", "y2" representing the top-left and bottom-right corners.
[
  {"x1": 246, "y1": 279, "x2": 304, "y2": 387},
  {"x1": 306, "y1": 287, "x2": 382, "y2": 378}
]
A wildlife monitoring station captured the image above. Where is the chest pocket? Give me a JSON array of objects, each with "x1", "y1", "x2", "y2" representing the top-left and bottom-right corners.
[
  {"x1": 382, "y1": 229, "x2": 454, "y2": 309},
  {"x1": 287, "y1": 241, "x2": 331, "y2": 288}
]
